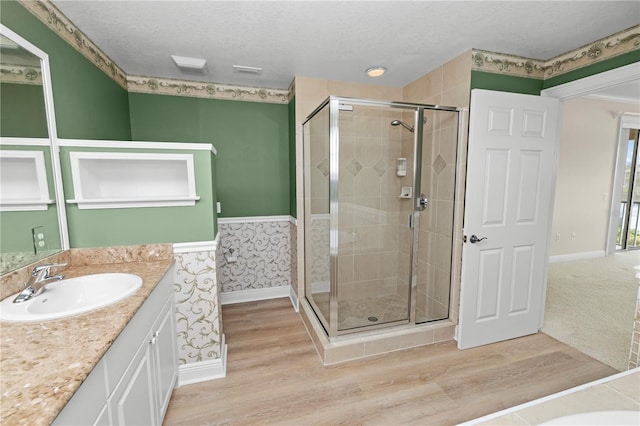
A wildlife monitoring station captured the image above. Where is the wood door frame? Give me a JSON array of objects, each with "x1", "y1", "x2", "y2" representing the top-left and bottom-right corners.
[{"x1": 538, "y1": 62, "x2": 639, "y2": 326}]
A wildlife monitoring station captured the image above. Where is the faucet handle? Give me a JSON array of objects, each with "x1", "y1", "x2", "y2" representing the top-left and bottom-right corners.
[{"x1": 32, "y1": 262, "x2": 68, "y2": 276}]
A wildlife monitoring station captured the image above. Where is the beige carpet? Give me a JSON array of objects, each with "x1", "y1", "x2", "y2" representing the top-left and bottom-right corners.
[{"x1": 541, "y1": 250, "x2": 639, "y2": 371}]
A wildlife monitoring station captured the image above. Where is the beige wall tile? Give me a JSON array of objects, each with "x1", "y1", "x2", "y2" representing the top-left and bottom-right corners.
[
  {"x1": 324, "y1": 342, "x2": 365, "y2": 364},
  {"x1": 443, "y1": 50, "x2": 472, "y2": 92},
  {"x1": 396, "y1": 328, "x2": 435, "y2": 349},
  {"x1": 433, "y1": 324, "x2": 455, "y2": 342},
  {"x1": 364, "y1": 336, "x2": 400, "y2": 355}
]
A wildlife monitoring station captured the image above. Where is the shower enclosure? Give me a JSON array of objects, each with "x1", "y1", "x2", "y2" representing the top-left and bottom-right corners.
[{"x1": 303, "y1": 96, "x2": 461, "y2": 337}]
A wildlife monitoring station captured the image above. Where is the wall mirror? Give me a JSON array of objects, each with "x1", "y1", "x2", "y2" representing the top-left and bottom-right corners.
[{"x1": 0, "y1": 24, "x2": 68, "y2": 275}]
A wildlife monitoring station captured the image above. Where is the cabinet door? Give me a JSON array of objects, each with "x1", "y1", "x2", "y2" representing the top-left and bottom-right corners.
[
  {"x1": 111, "y1": 341, "x2": 156, "y2": 426},
  {"x1": 152, "y1": 299, "x2": 178, "y2": 419}
]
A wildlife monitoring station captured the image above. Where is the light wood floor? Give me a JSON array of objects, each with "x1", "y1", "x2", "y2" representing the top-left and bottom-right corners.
[{"x1": 164, "y1": 298, "x2": 617, "y2": 426}]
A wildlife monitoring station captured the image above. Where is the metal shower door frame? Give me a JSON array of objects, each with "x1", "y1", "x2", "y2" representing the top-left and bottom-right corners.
[{"x1": 305, "y1": 96, "x2": 461, "y2": 338}]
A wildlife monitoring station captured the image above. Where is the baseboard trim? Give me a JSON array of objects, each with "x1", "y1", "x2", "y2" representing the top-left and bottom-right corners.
[
  {"x1": 173, "y1": 239, "x2": 217, "y2": 254},
  {"x1": 221, "y1": 286, "x2": 291, "y2": 305},
  {"x1": 218, "y1": 215, "x2": 293, "y2": 224},
  {"x1": 549, "y1": 250, "x2": 605, "y2": 264},
  {"x1": 289, "y1": 286, "x2": 299, "y2": 312},
  {"x1": 177, "y1": 335, "x2": 227, "y2": 386}
]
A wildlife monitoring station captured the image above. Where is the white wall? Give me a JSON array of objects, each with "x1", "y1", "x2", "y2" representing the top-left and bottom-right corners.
[{"x1": 550, "y1": 97, "x2": 640, "y2": 256}]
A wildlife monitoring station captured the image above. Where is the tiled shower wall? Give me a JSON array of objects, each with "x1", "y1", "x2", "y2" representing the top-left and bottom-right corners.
[
  {"x1": 336, "y1": 106, "x2": 410, "y2": 301},
  {"x1": 403, "y1": 50, "x2": 472, "y2": 325},
  {"x1": 414, "y1": 109, "x2": 460, "y2": 321}
]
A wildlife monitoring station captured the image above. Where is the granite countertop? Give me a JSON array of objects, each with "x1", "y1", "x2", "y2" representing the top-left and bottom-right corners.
[{"x1": 0, "y1": 248, "x2": 174, "y2": 426}]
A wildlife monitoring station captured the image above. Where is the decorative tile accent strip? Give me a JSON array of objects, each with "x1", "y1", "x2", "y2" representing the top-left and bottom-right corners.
[
  {"x1": 18, "y1": 0, "x2": 128, "y2": 89},
  {"x1": 127, "y1": 76, "x2": 290, "y2": 104},
  {"x1": 218, "y1": 220, "x2": 292, "y2": 292},
  {"x1": 472, "y1": 25, "x2": 640, "y2": 80},
  {"x1": 346, "y1": 158, "x2": 363, "y2": 176},
  {"x1": 433, "y1": 154, "x2": 447, "y2": 175},
  {"x1": 174, "y1": 249, "x2": 222, "y2": 364},
  {"x1": 0, "y1": 64, "x2": 42, "y2": 85},
  {"x1": 373, "y1": 159, "x2": 387, "y2": 176},
  {"x1": 316, "y1": 158, "x2": 330, "y2": 176}
]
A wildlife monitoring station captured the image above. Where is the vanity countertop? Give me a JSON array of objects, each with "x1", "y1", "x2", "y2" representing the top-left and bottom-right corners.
[{"x1": 0, "y1": 255, "x2": 174, "y2": 426}]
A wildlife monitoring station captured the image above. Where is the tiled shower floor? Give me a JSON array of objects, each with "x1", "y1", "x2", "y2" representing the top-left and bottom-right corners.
[
  {"x1": 312, "y1": 292, "x2": 409, "y2": 330},
  {"x1": 311, "y1": 292, "x2": 449, "y2": 330}
]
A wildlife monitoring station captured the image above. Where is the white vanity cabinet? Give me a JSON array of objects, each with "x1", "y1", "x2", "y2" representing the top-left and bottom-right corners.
[{"x1": 53, "y1": 266, "x2": 177, "y2": 426}]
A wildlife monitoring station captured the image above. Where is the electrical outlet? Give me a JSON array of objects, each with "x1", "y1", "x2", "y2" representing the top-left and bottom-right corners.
[
  {"x1": 555, "y1": 233, "x2": 561, "y2": 241},
  {"x1": 571, "y1": 232, "x2": 577, "y2": 240},
  {"x1": 216, "y1": 202, "x2": 221, "y2": 214},
  {"x1": 32, "y1": 226, "x2": 48, "y2": 254}
]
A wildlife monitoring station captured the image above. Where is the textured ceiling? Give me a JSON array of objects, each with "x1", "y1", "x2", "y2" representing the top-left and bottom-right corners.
[{"x1": 51, "y1": 1, "x2": 640, "y2": 89}]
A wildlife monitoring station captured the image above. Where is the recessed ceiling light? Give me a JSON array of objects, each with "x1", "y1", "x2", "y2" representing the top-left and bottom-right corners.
[
  {"x1": 366, "y1": 66, "x2": 387, "y2": 77},
  {"x1": 171, "y1": 55, "x2": 207, "y2": 71},
  {"x1": 233, "y1": 65, "x2": 262, "y2": 74}
]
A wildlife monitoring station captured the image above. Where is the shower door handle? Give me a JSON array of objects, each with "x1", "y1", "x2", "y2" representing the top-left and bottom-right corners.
[{"x1": 417, "y1": 194, "x2": 428, "y2": 211}]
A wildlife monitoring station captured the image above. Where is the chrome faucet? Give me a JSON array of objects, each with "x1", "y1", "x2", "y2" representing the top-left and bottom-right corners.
[{"x1": 13, "y1": 263, "x2": 67, "y2": 303}]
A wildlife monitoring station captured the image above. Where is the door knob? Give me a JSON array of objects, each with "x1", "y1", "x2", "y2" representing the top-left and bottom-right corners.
[
  {"x1": 417, "y1": 193, "x2": 428, "y2": 211},
  {"x1": 469, "y1": 234, "x2": 488, "y2": 244}
]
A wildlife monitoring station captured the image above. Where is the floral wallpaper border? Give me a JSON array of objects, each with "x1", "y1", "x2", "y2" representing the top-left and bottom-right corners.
[
  {"x1": 18, "y1": 0, "x2": 293, "y2": 103},
  {"x1": 20, "y1": 1, "x2": 637, "y2": 102},
  {"x1": 127, "y1": 75, "x2": 290, "y2": 104},
  {"x1": 18, "y1": 0, "x2": 128, "y2": 89},
  {"x1": 0, "y1": 64, "x2": 42, "y2": 85},
  {"x1": 472, "y1": 25, "x2": 640, "y2": 80}
]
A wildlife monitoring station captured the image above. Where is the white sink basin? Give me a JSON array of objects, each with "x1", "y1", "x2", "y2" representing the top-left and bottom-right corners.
[{"x1": 0, "y1": 273, "x2": 143, "y2": 322}]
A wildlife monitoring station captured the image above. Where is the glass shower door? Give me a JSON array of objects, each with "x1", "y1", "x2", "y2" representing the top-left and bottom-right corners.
[
  {"x1": 304, "y1": 102, "x2": 331, "y2": 331},
  {"x1": 414, "y1": 108, "x2": 459, "y2": 323},
  {"x1": 336, "y1": 102, "x2": 414, "y2": 332}
]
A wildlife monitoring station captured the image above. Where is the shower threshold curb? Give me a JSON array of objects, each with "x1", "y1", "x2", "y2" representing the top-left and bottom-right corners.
[{"x1": 299, "y1": 299, "x2": 456, "y2": 365}]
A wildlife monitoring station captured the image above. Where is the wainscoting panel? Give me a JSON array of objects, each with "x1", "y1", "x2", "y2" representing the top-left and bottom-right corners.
[
  {"x1": 218, "y1": 217, "x2": 293, "y2": 293},
  {"x1": 173, "y1": 241, "x2": 224, "y2": 367}
]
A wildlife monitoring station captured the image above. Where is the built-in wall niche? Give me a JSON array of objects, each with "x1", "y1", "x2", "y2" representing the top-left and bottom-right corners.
[
  {"x1": 66, "y1": 152, "x2": 200, "y2": 209},
  {"x1": 0, "y1": 150, "x2": 54, "y2": 211}
]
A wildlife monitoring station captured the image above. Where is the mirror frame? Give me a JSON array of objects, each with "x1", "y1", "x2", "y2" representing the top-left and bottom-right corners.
[{"x1": 0, "y1": 23, "x2": 69, "y2": 253}]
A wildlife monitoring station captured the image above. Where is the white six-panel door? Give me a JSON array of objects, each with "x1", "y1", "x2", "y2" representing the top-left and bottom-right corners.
[{"x1": 458, "y1": 89, "x2": 560, "y2": 350}]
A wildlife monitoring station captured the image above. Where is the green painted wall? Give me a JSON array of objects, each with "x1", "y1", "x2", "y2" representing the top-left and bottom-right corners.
[
  {"x1": 0, "y1": 83, "x2": 48, "y2": 137},
  {"x1": 59, "y1": 147, "x2": 216, "y2": 248},
  {"x1": 288, "y1": 97, "x2": 296, "y2": 218},
  {"x1": 128, "y1": 92, "x2": 290, "y2": 217},
  {"x1": 0, "y1": 145, "x2": 61, "y2": 253},
  {"x1": 543, "y1": 50, "x2": 640, "y2": 89},
  {"x1": 0, "y1": 0, "x2": 131, "y2": 140},
  {"x1": 471, "y1": 71, "x2": 543, "y2": 95}
]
